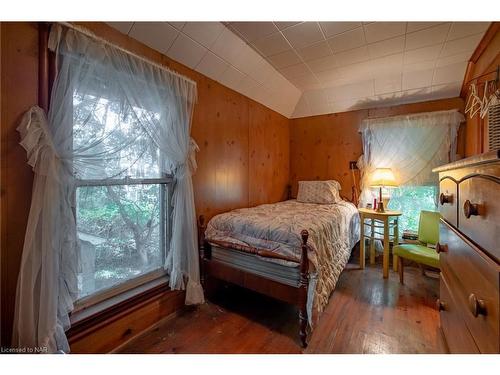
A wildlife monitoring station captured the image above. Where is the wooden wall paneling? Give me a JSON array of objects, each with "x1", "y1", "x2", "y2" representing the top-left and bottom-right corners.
[
  {"x1": 248, "y1": 101, "x2": 290, "y2": 206},
  {"x1": 213, "y1": 83, "x2": 250, "y2": 216},
  {"x1": 0, "y1": 22, "x2": 38, "y2": 347},
  {"x1": 190, "y1": 78, "x2": 218, "y2": 220}
]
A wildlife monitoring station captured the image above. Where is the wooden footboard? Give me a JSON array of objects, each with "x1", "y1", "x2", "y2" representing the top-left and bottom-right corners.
[{"x1": 197, "y1": 215, "x2": 310, "y2": 348}]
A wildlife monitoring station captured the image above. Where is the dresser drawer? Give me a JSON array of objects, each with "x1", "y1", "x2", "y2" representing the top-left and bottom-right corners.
[
  {"x1": 439, "y1": 273, "x2": 479, "y2": 353},
  {"x1": 458, "y1": 171, "x2": 500, "y2": 261},
  {"x1": 438, "y1": 176, "x2": 458, "y2": 227},
  {"x1": 439, "y1": 220, "x2": 500, "y2": 353}
]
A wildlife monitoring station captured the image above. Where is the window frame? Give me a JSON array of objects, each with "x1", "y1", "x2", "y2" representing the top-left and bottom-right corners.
[
  {"x1": 72, "y1": 175, "x2": 174, "y2": 312},
  {"x1": 39, "y1": 23, "x2": 177, "y2": 334}
]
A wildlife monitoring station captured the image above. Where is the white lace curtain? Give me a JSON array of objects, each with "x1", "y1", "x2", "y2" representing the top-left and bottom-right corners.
[
  {"x1": 12, "y1": 24, "x2": 203, "y2": 353},
  {"x1": 358, "y1": 109, "x2": 464, "y2": 206}
]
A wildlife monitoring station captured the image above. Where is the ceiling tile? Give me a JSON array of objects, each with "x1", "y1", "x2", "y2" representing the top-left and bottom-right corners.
[
  {"x1": 368, "y1": 36, "x2": 405, "y2": 59},
  {"x1": 280, "y1": 63, "x2": 311, "y2": 79},
  {"x1": 306, "y1": 55, "x2": 338, "y2": 73},
  {"x1": 195, "y1": 51, "x2": 229, "y2": 81},
  {"x1": 447, "y1": 22, "x2": 489, "y2": 41},
  {"x1": 374, "y1": 73, "x2": 402, "y2": 95},
  {"x1": 436, "y1": 50, "x2": 471, "y2": 67},
  {"x1": 315, "y1": 68, "x2": 343, "y2": 85},
  {"x1": 433, "y1": 61, "x2": 468, "y2": 85},
  {"x1": 211, "y1": 28, "x2": 246, "y2": 65},
  {"x1": 327, "y1": 27, "x2": 366, "y2": 53},
  {"x1": 405, "y1": 23, "x2": 450, "y2": 50},
  {"x1": 336, "y1": 61, "x2": 374, "y2": 82},
  {"x1": 129, "y1": 22, "x2": 179, "y2": 54},
  {"x1": 252, "y1": 33, "x2": 291, "y2": 56},
  {"x1": 402, "y1": 68, "x2": 434, "y2": 90},
  {"x1": 403, "y1": 60, "x2": 436, "y2": 73},
  {"x1": 230, "y1": 22, "x2": 278, "y2": 42},
  {"x1": 287, "y1": 73, "x2": 320, "y2": 90},
  {"x1": 363, "y1": 22, "x2": 406, "y2": 43},
  {"x1": 218, "y1": 65, "x2": 245, "y2": 90},
  {"x1": 320, "y1": 22, "x2": 362, "y2": 38},
  {"x1": 267, "y1": 49, "x2": 303, "y2": 69},
  {"x1": 403, "y1": 43, "x2": 442, "y2": 65},
  {"x1": 182, "y1": 22, "x2": 224, "y2": 49},
  {"x1": 292, "y1": 95, "x2": 311, "y2": 118},
  {"x1": 168, "y1": 22, "x2": 186, "y2": 30},
  {"x1": 370, "y1": 53, "x2": 404, "y2": 75},
  {"x1": 330, "y1": 80, "x2": 375, "y2": 101},
  {"x1": 282, "y1": 22, "x2": 324, "y2": 49},
  {"x1": 440, "y1": 33, "x2": 483, "y2": 57},
  {"x1": 335, "y1": 46, "x2": 369, "y2": 67},
  {"x1": 297, "y1": 41, "x2": 333, "y2": 62},
  {"x1": 167, "y1": 33, "x2": 207, "y2": 69},
  {"x1": 248, "y1": 59, "x2": 274, "y2": 84},
  {"x1": 106, "y1": 22, "x2": 134, "y2": 35},
  {"x1": 406, "y1": 22, "x2": 445, "y2": 33},
  {"x1": 274, "y1": 22, "x2": 301, "y2": 30},
  {"x1": 304, "y1": 89, "x2": 329, "y2": 106},
  {"x1": 237, "y1": 76, "x2": 262, "y2": 99}
]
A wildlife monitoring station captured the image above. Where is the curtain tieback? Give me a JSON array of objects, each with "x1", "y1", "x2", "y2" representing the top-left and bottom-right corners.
[
  {"x1": 17, "y1": 106, "x2": 60, "y2": 176},
  {"x1": 174, "y1": 138, "x2": 199, "y2": 179}
]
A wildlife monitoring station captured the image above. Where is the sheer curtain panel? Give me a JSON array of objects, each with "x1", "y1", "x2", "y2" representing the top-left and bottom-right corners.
[
  {"x1": 12, "y1": 24, "x2": 202, "y2": 353},
  {"x1": 357, "y1": 109, "x2": 464, "y2": 206}
]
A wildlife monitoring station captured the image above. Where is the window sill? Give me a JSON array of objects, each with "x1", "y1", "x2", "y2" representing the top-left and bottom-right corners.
[{"x1": 67, "y1": 276, "x2": 173, "y2": 340}]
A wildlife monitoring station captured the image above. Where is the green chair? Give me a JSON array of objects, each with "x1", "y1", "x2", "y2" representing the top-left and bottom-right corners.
[{"x1": 393, "y1": 210, "x2": 441, "y2": 284}]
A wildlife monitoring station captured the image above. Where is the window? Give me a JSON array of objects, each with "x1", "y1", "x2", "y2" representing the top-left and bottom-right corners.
[
  {"x1": 366, "y1": 186, "x2": 438, "y2": 232},
  {"x1": 386, "y1": 186, "x2": 438, "y2": 232},
  {"x1": 73, "y1": 90, "x2": 172, "y2": 306}
]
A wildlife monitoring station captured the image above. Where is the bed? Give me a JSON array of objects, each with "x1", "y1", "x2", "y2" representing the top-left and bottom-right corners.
[{"x1": 197, "y1": 183, "x2": 360, "y2": 347}]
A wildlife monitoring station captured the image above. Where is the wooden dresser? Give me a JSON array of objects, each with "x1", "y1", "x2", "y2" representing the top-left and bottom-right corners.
[{"x1": 433, "y1": 150, "x2": 500, "y2": 353}]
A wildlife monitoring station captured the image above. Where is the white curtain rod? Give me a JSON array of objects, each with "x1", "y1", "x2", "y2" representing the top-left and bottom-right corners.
[{"x1": 56, "y1": 22, "x2": 197, "y2": 87}]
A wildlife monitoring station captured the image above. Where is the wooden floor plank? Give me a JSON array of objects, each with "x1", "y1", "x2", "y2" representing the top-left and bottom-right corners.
[{"x1": 118, "y1": 256, "x2": 446, "y2": 354}]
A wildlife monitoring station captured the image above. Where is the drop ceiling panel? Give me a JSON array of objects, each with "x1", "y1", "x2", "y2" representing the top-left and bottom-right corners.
[{"x1": 107, "y1": 21, "x2": 490, "y2": 119}]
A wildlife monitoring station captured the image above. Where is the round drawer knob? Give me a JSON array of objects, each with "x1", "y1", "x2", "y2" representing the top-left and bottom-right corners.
[
  {"x1": 468, "y1": 293, "x2": 487, "y2": 317},
  {"x1": 436, "y1": 299, "x2": 446, "y2": 311},
  {"x1": 439, "y1": 193, "x2": 453, "y2": 205},
  {"x1": 436, "y1": 242, "x2": 448, "y2": 253},
  {"x1": 463, "y1": 200, "x2": 479, "y2": 219}
]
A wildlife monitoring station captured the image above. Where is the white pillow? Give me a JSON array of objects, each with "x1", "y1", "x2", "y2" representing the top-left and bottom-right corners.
[{"x1": 296, "y1": 180, "x2": 342, "y2": 204}]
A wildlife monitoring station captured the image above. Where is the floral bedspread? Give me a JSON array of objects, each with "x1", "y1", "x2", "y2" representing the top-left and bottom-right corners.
[{"x1": 205, "y1": 199, "x2": 360, "y2": 320}]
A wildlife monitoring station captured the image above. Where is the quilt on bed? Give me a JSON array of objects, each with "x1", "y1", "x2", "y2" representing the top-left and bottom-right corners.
[{"x1": 205, "y1": 199, "x2": 360, "y2": 321}]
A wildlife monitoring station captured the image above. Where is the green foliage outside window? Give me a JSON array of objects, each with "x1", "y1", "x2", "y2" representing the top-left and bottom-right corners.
[{"x1": 386, "y1": 186, "x2": 438, "y2": 233}]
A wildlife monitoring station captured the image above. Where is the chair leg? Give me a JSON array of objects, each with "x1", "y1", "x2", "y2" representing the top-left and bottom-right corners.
[{"x1": 398, "y1": 257, "x2": 404, "y2": 284}]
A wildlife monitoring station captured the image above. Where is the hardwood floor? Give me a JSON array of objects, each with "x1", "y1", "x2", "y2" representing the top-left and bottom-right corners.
[{"x1": 118, "y1": 258, "x2": 447, "y2": 354}]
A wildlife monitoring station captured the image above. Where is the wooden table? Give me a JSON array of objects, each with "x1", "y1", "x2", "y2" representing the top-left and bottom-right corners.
[{"x1": 359, "y1": 208, "x2": 402, "y2": 278}]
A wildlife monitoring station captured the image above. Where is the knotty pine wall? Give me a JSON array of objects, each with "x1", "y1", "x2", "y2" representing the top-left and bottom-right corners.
[
  {"x1": 289, "y1": 97, "x2": 466, "y2": 199},
  {"x1": 0, "y1": 22, "x2": 289, "y2": 349}
]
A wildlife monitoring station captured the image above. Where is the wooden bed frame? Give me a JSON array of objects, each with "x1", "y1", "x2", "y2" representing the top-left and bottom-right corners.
[{"x1": 197, "y1": 215, "x2": 310, "y2": 347}]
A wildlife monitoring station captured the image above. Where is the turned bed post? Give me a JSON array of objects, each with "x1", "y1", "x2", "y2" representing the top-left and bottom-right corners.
[{"x1": 299, "y1": 229, "x2": 309, "y2": 348}]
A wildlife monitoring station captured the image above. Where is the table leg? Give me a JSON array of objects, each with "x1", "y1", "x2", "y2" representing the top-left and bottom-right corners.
[
  {"x1": 393, "y1": 218, "x2": 399, "y2": 272},
  {"x1": 369, "y1": 218, "x2": 375, "y2": 265},
  {"x1": 383, "y1": 217, "x2": 389, "y2": 279},
  {"x1": 359, "y1": 213, "x2": 365, "y2": 269}
]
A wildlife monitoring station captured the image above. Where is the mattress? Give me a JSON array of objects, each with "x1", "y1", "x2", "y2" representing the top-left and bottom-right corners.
[{"x1": 205, "y1": 199, "x2": 360, "y2": 321}]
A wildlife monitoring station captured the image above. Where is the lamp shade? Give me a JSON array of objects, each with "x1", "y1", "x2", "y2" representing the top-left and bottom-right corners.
[{"x1": 371, "y1": 168, "x2": 398, "y2": 187}]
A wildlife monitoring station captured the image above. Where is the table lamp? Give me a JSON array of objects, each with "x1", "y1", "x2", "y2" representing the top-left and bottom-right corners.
[{"x1": 371, "y1": 168, "x2": 397, "y2": 212}]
